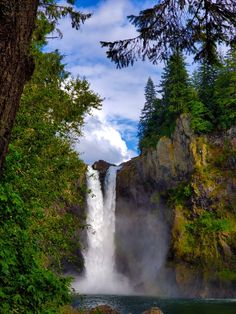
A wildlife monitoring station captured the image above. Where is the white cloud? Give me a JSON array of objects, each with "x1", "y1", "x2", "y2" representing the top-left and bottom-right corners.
[
  {"x1": 47, "y1": 0, "x2": 163, "y2": 118},
  {"x1": 70, "y1": 62, "x2": 162, "y2": 120},
  {"x1": 75, "y1": 114, "x2": 136, "y2": 165}
]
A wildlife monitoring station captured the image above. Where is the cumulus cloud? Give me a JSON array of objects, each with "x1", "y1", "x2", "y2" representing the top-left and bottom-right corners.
[{"x1": 75, "y1": 114, "x2": 136, "y2": 165}]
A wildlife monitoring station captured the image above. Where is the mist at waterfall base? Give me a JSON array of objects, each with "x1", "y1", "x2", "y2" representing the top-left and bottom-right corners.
[
  {"x1": 72, "y1": 165, "x2": 175, "y2": 296},
  {"x1": 115, "y1": 201, "x2": 175, "y2": 296}
]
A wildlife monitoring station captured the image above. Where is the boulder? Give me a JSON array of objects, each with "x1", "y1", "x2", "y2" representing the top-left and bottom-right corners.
[
  {"x1": 92, "y1": 160, "x2": 114, "y2": 194},
  {"x1": 142, "y1": 307, "x2": 164, "y2": 314},
  {"x1": 93, "y1": 160, "x2": 112, "y2": 173},
  {"x1": 60, "y1": 305, "x2": 120, "y2": 314}
]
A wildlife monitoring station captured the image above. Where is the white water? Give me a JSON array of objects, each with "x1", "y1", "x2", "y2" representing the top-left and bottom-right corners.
[{"x1": 73, "y1": 166, "x2": 131, "y2": 294}]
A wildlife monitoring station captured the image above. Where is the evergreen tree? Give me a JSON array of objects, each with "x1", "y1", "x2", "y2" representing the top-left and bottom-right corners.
[
  {"x1": 193, "y1": 61, "x2": 221, "y2": 122},
  {"x1": 139, "y1": 98, "x2": 165, "y2": 150},
  {"x1": 160, "y1": 50, "x2": 213, "y2": 134},
  {"x1": 138, "y1": 52, "x2": 193, "y2": 150},
  {"x1": 160, "y1": 51, "x2": 193, "y2": 115},
  {"x1": 214, "y1": 45, "x2": 236, "y2": 129},
  {"x1": 138, "y1": 50, "x2": 215, "y2": 151},
  {"x1": 138, "y1": 77, "x2": 157, "y2": 148}
]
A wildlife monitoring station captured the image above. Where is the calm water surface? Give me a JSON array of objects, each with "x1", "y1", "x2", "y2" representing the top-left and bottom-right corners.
[{"x1": 73, "y1": 295, "x2": 236, "y2": 314}]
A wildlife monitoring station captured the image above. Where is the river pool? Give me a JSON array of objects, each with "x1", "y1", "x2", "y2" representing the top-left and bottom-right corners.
[{"x1": 73, "y1": 294, "x2": 236, "y2": 314}]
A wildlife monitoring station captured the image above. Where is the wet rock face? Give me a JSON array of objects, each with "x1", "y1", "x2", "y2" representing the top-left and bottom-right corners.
[
  {"x1": 140, "y1": 114, "x2": 194, "y2": 191},
  {"x1": 116, "y1": 115, "x2": 195, "y2": 202},
  {"x1": 92, "y1": 160, "x2": 114, "y2": 194}
]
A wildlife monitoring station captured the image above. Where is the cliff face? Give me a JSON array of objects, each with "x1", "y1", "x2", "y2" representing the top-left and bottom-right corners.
[{"x1": 115, "y1": 114, "x2": 236, "y2": 297}]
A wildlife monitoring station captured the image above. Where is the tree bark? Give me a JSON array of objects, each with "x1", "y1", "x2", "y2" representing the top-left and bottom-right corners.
[{"x1": 0, "y1": 0, "x2": 38, "y2": 171}]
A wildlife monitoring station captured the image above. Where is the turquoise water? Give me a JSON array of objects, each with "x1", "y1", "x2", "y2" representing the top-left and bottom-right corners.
[{"x1": 73, "y1": 295, "x2": 236, "y2": 314}]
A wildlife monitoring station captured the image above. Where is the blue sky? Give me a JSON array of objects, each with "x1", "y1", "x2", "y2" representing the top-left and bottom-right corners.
[
  {"x1": 76, "y1": 0, "x2": 99, "y2": 6},
  {"x1": 48, "y1": 0, "x2": 161, "y2": 164},
  {"x1": 76, "y1": 0, "x2": 147, "y2": 8}
]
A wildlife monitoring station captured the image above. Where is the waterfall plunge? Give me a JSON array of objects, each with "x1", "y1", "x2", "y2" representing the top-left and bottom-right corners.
[{"x1": 73, "y1": 166, "x2": 131, "y2": 295}]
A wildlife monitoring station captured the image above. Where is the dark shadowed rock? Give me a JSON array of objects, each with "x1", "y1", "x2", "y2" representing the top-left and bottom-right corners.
[
  {"x1": 92, "y1": 160, "x2": 114, "y2": 194},
  {"x1": 142, "y1": 307, "x2": 164, "y2": 314},
  {"x1": 93, "y1": 160, "x2": 112, "y2": 173}
]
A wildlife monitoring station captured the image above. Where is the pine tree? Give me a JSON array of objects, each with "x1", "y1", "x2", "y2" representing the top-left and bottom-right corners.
[
  {"x1": 138, "y1": 77, "x2": 157, "y2": 145},
  {"x1": 138, "y1": 50, "x2": 229, "y2": 150},
  {"x1": 160, "y1": 50, "x2": 193, "y2": 114},
  {"x1": 214, "y1": 45, "x2": 236, "y2": 129},
  {"x1": 139, "y1": 52, "x2": 195, "y2": 150},
  {"x1": 193, "y1": 61, "x2": 221, "y2": 122}
]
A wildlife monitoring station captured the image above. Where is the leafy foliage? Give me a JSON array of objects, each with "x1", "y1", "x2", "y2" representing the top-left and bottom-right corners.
[
  {"x1": 0, "y1": 3, "x2": 101, "y2": 311},
  {"x1": 168, "y1": 183, "x2": 193, "y2": 207},
  {"x1": 0, "y1": 170, "x2": 72, "y2": 313},
  {"x1": 185, "y1": 212, "x2": 232, "y2": 263},
  {"x1": 0, "y1": 27, "x2": 102, "y2": 313},
  {"x1": 186, "y1": 212, "x2": 231, "y2": 235}
]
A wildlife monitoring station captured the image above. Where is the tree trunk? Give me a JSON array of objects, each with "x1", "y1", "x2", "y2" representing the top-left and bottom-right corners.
[{"x1": 0, "y1": 0, "x2": 38, "y2": 171}]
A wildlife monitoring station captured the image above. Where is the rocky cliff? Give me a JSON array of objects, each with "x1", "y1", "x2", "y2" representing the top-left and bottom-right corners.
[{"x1": 115, "y1": 114, "x2": 236, "y2": 297}]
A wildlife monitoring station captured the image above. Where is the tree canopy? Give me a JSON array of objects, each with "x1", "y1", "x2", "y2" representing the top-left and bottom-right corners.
[
  {"x1": 101, "y1": 0, "x2": 236, "y2": 67},
  {"x1": 0, "y1": 0, "x2": 91, "y2": 172}
]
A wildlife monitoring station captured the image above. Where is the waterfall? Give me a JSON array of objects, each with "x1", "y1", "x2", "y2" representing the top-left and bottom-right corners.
[{"x1": 73, "y1": 165, "x2": 131, "y2": 294}]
